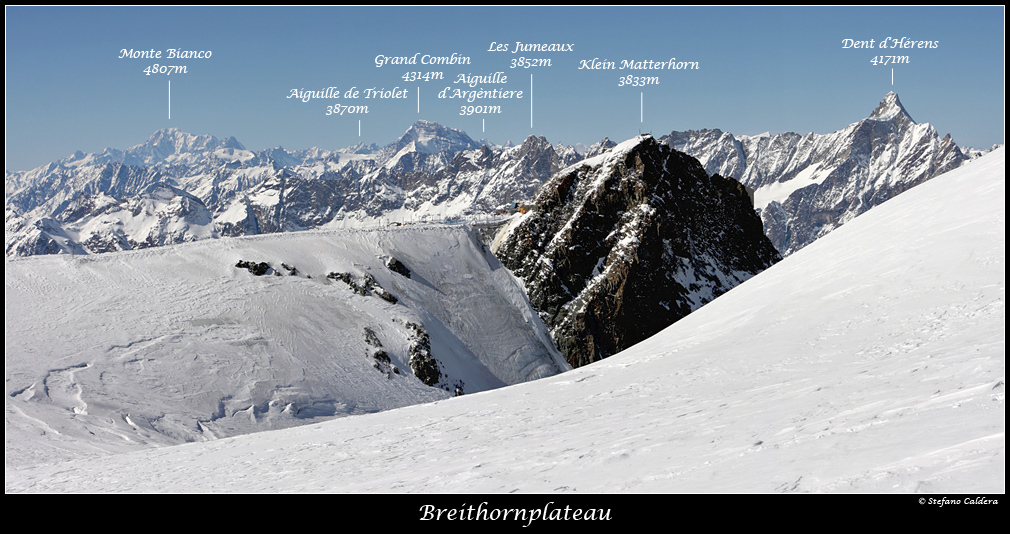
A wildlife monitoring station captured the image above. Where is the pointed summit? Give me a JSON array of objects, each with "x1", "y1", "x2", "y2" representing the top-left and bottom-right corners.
[
  {"x1": 869, "y1": 92, "x2": 914, "y2": 124},
  {"x1": 392, "y1": 120, "x2": 480, "y2": 155},
  {"x1": 658, "y1": 91, "x2": 965, "y2": 256},
  {"x1": 584, "y1": 137, "x2": 618, "y2": 159},
  {"x1": 378, "y1": 120, "x2": 483, "y2": 172}
]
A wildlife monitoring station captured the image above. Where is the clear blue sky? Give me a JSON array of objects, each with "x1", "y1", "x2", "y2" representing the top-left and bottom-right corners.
[{"x1": 5, "y1": 5, "x2": 1005, "y2": 172}]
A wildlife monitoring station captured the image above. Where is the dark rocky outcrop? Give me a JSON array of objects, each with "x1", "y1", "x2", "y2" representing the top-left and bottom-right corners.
[
  {"x1": 406, "y1": 322, "x2": 442, "y2": 387},
  {"x1": 385, "y1": 257, "x2": 411, "y2": 278},
  {"x1": 327, "y1": 271, "x2": 398, "y2": 303},
  {"x1": 494, "y1": 135, "x2": 780, "y2": 368},
  {"x1": 236, "y1": 260, "x2": 272, "y2": 276},
  {"x1": 364, "y1": 327, "x2": 399, "y2": 378}
]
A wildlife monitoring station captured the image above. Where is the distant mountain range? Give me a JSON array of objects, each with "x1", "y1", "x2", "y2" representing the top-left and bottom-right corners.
[
  {"x1": 5, "y1": 93, "x2": 990, "y2": 258},
  {"x1": 5, "y1": 121, "x2": 592, "y2": 256},
  {"x1": 660, "y1": 92, "x2": 978, "y2": 255}
]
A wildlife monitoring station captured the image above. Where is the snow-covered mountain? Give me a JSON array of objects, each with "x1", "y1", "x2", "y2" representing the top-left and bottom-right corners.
[
  {"x1": 5, "y1": 224, "x2": 566, "y2": 467},
  {"x1": 7, "y1": 93, "x2": 976, "y2": 261},
  {"x1": 7, "y1": 147, "x2": 1002, "y2": 494},
  {"x1": 661, "y1": 92, "x2": 967, "y2": 255},
  {"x1": 493, "y1": 135, "x2": 780, "y2": 368},
  {"x1": 378, "y1": 119, "x2": 484, "y2": 173},
  {"x1": 8, "y1": 182, "x2": 218, "y2": 256},
  {"x1": 963, "y1": 143, "x2": 1005, "y2": 160},
  {"x1": 5, "y1": 123, "x2": 586, "y2": 256}
]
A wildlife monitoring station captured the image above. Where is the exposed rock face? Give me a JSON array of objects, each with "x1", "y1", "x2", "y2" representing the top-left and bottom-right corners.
[
  {"x1": 326, "y1": 271, "x2": 398, "y2": 303},
  {"x1": 406, "y1": 322, "x2": 441, "y2": 387},
  {"x1": 386, "y1": 257, "x2": 411, "y2": 278},
  {"x1": 494, "y1": 135, "x2": 780, "y2": 368},
  {"x1": 364, "y1": 327, "x2": 399, "y2": 378},
  {"x1": 661, "y1": 92, "x2": 967, "y2": 255},
  {"x1": 236, "y1": 260, "x2": 272, "y2": 276}
]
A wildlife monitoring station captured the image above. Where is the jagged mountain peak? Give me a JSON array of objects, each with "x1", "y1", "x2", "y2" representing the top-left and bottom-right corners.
[
  {"x1": 517, "y1": 134, "x2": 554, "y2": 151},
  {"x1": 659, "y1": 91, "x2": 965, "y2": 256},
  {"x1": 377, "y1": 120, "x2": 485, "y2": 173},
  {"x1": 582, "y1": 136, "x2": 619, "y2": 158},
  {"x1": 869, "y1": 91, "x2": 914, "y2": 124},
  {"x1": 392, "y1": 120, "x2": 481, "y2": 154}
]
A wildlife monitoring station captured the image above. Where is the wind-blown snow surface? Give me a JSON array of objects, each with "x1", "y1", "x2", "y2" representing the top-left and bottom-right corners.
[
  {"x1": 5, "y1": 225, "x2": 564, "y2": 469},
  {"x1": 6, "y1": 149, "x2": 1004, "y2": 493}
]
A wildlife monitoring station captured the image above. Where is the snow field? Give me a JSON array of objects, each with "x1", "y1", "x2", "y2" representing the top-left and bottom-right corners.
[
  {"x1": 6, "y1": 149, "x2": 1002, "y2": 493},
  {"x1": 5, "y1": 224, "x2": 562, "y2": 470}
]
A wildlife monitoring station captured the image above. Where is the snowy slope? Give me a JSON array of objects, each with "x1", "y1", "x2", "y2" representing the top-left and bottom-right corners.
[
  {"x1": 5, "y1": 225, "x2": 564, "y2": 469},
  {"x1": 6, "y1": 149, "x2": 1002, "y2": 493}
]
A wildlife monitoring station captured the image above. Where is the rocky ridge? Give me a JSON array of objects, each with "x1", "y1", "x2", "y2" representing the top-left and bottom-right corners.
[
  {"x1": 660, "y1": 92, "x2": 967, "y2": 255},
  {"x1": 493, "y1": 135, "x2": 781, "y2": 368}
]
